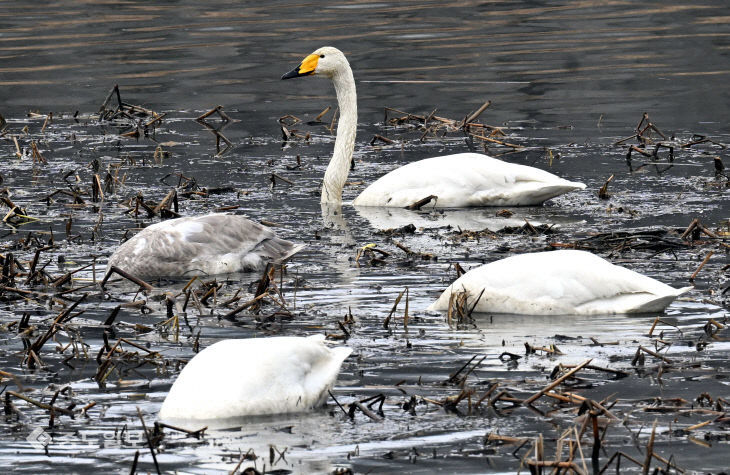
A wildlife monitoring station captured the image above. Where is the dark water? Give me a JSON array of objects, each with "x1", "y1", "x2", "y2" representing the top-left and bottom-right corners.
[{"x1": 0, "y1": 1, "x2": 728, "y2": 473}]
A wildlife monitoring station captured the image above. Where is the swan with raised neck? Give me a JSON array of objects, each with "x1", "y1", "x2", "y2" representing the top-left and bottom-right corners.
[{"x1": 282, "y1": 46, "x2": 586, "y2": 208}]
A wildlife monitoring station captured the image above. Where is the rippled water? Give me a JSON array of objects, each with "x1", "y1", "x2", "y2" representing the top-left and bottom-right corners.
[{"x1": 1, "y1": 1, "x2": 728, "y2": 473}]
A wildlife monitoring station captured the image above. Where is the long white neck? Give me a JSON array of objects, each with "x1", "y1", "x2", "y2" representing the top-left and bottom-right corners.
[{"x1": 321, "y1": 62, "x2": 357, "y2": 204}]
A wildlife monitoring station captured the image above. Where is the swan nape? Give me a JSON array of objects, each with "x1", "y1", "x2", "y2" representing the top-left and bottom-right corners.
[
  {"x1": 159, "y1": 335, "x2": 352, "y2": 420},
  {"x1": 282, "y1": 46, "x2": 586, "y2": 207},
  {"x1": 107, "y1": 213, "x2": 304, "y2": 279},
  {"x1": 428, "y1": 250, "x2": 691, "y2": 316}
]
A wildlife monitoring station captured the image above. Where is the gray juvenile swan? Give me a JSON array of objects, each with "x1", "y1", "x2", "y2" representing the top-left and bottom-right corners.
[
  {"x1": 282, "y1": 46, "x2": 586, "y2": 207},
  {"x1": 108, "y1": 213, "x2": 304, "y2": 279}
]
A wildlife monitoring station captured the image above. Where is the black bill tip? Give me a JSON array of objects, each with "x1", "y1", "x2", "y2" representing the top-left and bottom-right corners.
[{"x1": 281, "y1": 66, "x2": 312, "y2": 80}]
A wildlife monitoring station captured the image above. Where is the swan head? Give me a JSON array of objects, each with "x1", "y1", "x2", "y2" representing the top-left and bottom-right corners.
[{"x1": 282, "y1": 46, "x2": 347, "y2": 80}]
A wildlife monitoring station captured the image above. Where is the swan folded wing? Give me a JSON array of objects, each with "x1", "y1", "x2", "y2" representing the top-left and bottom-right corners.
[
  {"x1": 354, "y1": 155, "x2": 508, "y2": 207},
  {"x1": 354, "y1": 153, "x2": 584, "y2": 207},
  {"x1": 431, "y1": 275, "x2": 678, "y2": 316},
  {"x1": 469, "y1": 159, "x2": 586, "y2": 206},
  {"x1": 574, "y1": 288, "x2": 689, "y2": 314},
  {"x1": 159, "y1": 336, "x2": 351, "y2": 420},
  {"x1": 428, "y1": 250, "x2": 688, "y2": 316},
  {"x1": 109, "y1": 215, "x2": 300, "y2": 277}
]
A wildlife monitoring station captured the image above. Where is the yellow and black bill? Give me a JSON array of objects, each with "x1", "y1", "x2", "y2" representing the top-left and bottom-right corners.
[{"x1": 281, "y1": 53, "x2": 319, "y2": 80}]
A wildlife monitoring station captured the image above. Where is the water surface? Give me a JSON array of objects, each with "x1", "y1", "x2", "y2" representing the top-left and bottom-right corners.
[{"x1": 0, "y1": 1, "x2": 728, "y2": 473}]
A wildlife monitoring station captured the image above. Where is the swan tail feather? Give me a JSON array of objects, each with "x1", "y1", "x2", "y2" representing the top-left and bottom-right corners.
[{"x1": 255, "y1": 238, "x2": 305, "y2": 266}]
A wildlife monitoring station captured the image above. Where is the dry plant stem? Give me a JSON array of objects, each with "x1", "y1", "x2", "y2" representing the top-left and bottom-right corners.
[
  {"x1": 370, "y1": 134, "x2": 393, "y2": 145},
  {"x1": 29, "y1": 293, "x2": 88, "y2": 359},
  {"x1": 463, "y1": 100, "x2": 491, "y2": 127},
  {"x1": 598, "y1": 174, "x2": 614, "y2": 199},
  {"x1": 156, "y1": 421, "x2": 207, "y2": 438},
  {"x1": 642, "y1": 420, "x2": 657, "y2": 475},
  {"x1": 136, "y1": 407, "x2": 161, "y2": 475},
  {"x1": 405, "y1": 195, "x2": 437, "y2": 210},
  {"x1": 350, "y1": 401, "x2": 383, "y2": 422},
  {"x1": 196, "y1": 105, "x2": 230, "y2": 122},
  {"x1": 469, "y1": 132, "x2": 522, "y2": 149},
  {"x1": 129, "y1": 451, "x2": 139, "y2": 475},
  {"x1": 328, "y1": 390, "x2": 349, "y2": 418},
  {"x1": 101, "y1": 266, "x2": 153, "y2": 292},
  {"x1": 315, "y1": 106, "x2": 331, "y2": 121},
  {"x1": 599, "y1": 451, "x2": 645, "y2": 473},
  {"x1": 7, "y1": 390, "x2": 73, "y2": 416},
  {"x1": 383, "y1": 288, "x2": 406, "y2": 329},
  {"x1": 689, "y1": 251, "x2": 713, "y2": 281},
  {"x1": 523, "y1": 359, "x2": 593, "y2": 405},
  {"x1": 636, "y1": 345, "x2": 672, "y2": 364},
  {"x1": 223, "y1": 292, "x2": 269, "y2": 318}
]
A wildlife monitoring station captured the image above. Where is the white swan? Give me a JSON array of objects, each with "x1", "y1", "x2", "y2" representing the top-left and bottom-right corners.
[
  {"x1": 282, "y1": 46, "x2": 586, "y2": 207},
  {"x1": 159, "y1": 335, "x2": 352, "y2": 420},
  {"x1": 428, "y1": 250, "x2": 692, "y2": 315},
  {"x1": 108, "y1": 213, "x2": 304, "y2": 278}
]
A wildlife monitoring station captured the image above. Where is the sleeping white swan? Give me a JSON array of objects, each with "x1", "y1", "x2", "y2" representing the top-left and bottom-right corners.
[
  {"x1": 282, "y1": 46, "x2": 586, "y2": 207},
  {"x1": 108, "y1": 213, "x2": 304, "y2": 278},
  {"x1": 159, "y1": 335, "x2": 352, "y2": 420},
  {"x1": 428, "y1": 250, "x2": 691, "y2": 315}
]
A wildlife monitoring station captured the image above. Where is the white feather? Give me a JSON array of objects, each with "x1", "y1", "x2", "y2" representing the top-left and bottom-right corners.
[
  {"x1": 284, "y1": 46, "x2": 585, "y2": 208},
  {"x1": 159, "y1": 335, "x2": 352, "y2": 420},
  {"x1": 353, "y1": 153, "x2": 585, "y2": 207},
  {"x1": 428, "y1": 250, "x2": 691, "y2": 315}
]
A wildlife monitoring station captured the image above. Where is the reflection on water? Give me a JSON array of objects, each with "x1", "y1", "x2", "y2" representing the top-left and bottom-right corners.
[
  {"x1": 354, "y1": 204, "x2": 563, "y2": 231},
  {"x1": 0, "y1": 0, "x2": 728, "y2": 473}
]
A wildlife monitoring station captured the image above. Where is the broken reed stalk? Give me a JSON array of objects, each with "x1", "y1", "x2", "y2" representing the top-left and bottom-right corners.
[
  {"x1": 349, "y1": 401, "x2": 384, "y2": 422},
  {"x1": 598, "y1": 174, "x2": 614, "y2": 199},
  {"x1": 405, "y1": 194, "x2": 437, "y2": 210},
  {"x1": 383, "y1": 288, "x2": 406, "y2": 329},
  {"x1": 681, "y1": 218, "x2": 718, "y2": 241},
  {"x1": 223, "y1": 292, "x2": 269, "y2": 318},
  {"x1": 129, "y1": 450, "x2": 140, "y2": 474},
  {"x1": 101, "y1": 266, "x2": 153, "y2": 292},
  {"x1": 599, "y1": 451, "x2": 645, "y2": 473},
  {"x1": 27, "y1": 293, "x2": 88, "y2": 367},
  {"x1": 196, "y1": 105, "x2": 227, "y2": 121},
  {"x1": 633, "y1": 345, "x2": 672, "y2": 364},
  {"x1": 155, "y1": 421, "x2": 207, "y2": 438},
  {"x1": 370, "y1": 134, "x2": 394, "y2": 145},
  {"x1": 91, "y1": 174, "x2": 104, "y2": 202},
  {"x1": 689, "y1": 251, "x2": 713, "y2": 281},
  {"x1": 463, "y1": 100, "x2": 492, "y2": 127},
  {"x1": 315, "y1": 106, "x2": 331, "y2": 122},
  {"x1": 469, "y1": 132, "x2": 522, "y2": 149},
  {"x1": 136, "y1": 407, "x2": 161, "y2": 475},
  {"x1": 153, "y1": 189, "x2": 178, "y2": 214},
  {"x1": 642, "y1": 420, "x2": 657, "y2": 475},
  {"x1": 523, "y1": 359, "x2": 592, "y2": 405},
  {"x1": 7, "y1": 390, "x2": 74, "y2": 416}
]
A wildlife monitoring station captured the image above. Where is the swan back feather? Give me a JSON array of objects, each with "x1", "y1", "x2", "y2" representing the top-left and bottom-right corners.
[
  {"x1": 352, "y1": 153, "x2": 586, "y2": 207},
  {"x1": 428, "y1": 250, "x2": 690, "y2": 315},
  {"x1": 159, "y1": 335, "x2": 352, "y2": 420},
  {"x1": 108, "y1": 213, "x2": 304, "y2": 278}
]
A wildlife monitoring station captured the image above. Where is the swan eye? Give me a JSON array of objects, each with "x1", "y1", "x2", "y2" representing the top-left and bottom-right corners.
[{"x1": 320, "y1": 54, "x2": 325, "y2": 58}]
